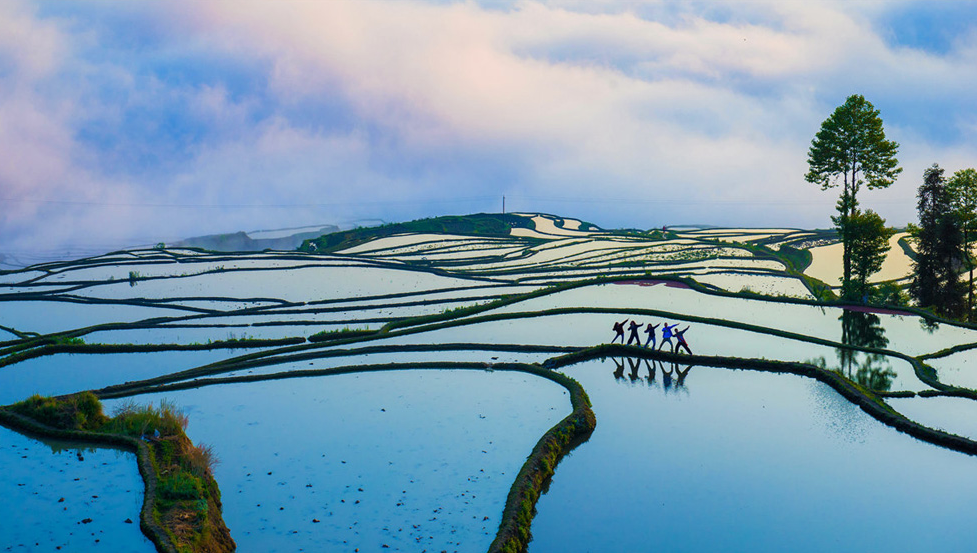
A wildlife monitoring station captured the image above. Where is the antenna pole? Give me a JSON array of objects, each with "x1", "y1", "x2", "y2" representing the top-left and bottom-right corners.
[{"x1": 502, "y1": 195, "x2": 505, "y2": 214}]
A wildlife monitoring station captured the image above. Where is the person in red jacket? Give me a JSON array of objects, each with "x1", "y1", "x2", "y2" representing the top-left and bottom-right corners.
[{"x1": 675, "y1": 326, "x2": 692, "y2": 354}]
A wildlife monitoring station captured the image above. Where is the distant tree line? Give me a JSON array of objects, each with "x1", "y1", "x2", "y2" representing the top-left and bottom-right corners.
[{"x1": 807, "y1": 94, "x2": 976, "y2": 322}]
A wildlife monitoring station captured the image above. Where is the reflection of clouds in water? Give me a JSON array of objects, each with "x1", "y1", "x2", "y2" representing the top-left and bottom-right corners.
[
  {"x1": 809, "y1": 378, "x2": 872, "y2": 445},
  {"x1": 886, "y1": 396, "x2": 977, "y2": 442}
]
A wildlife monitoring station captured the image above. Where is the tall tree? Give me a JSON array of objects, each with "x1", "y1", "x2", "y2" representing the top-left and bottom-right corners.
[
  {"x1": 844, "y1": 209, "x2": 895, "y2": 301},
  {"x1": 947, "y1": 168, "x2": 977, "y2": 320},
  {"x1": 806, "y1": 95, "x2": 901, "y2": 298},
  {"x1": 910, "y1": 164, "x2": 966, "y2": 318}
]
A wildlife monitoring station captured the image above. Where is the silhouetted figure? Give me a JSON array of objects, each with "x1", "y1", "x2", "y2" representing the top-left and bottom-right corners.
[
  {"x1": 675, "y1": 364, "x2": 693, "y2": 387},
  {"x1": 645, "y1": 359, "x2": 657, "y2": 387},
  {"x1": 643, "y1": 323, "x2": 660, "y2": 349},
  {"x1": 661, "y1": 362, "x2": 673, "y2": 390},
  {"x1": 612, "y1": 319, "x2": 628, "y2": 343},
  {"x1": 627, "y1": 357, "x2": 640, "y2": 381},
  {"x1": 613, "y1": 358, "x2": 625, "y2": 380},
  {"x1": 626, "y1": 320, "x2": 643, "y2": 345},
  {"x1": 674, "y1": 326, "x2": 692, "y2": 354},
  {"x1": 658, "y1": 322, "x2": 677, "y2": 351}
]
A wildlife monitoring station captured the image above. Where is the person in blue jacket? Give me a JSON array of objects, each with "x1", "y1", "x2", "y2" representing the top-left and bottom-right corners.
[{"x1": 658, "y1": 322, "x2": 677, "y2": 351}]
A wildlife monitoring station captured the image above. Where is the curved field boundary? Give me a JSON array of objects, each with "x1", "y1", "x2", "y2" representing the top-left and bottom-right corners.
[
  {"x1": 919, "y1": 341, "x2": 977, "y2": 360},
  {"x1": 0, "y1": 409, "x2": 177, "y2": 553},
  {"x1": 93, "y1": 344, "x2": 580, "y2": 397},
  {"x1": 0, "y1": 337, "x2": 306, "y2": 368},
  {"x1": 89, "y1": 361, "x2": 596, "y2": 553},
  {"x1": 84, "y1": 300, "x2": 950, "y2": 399},
  {"x1": 87, "y1": 350, "x2": 977, "y2": 552},
  {"x1": 546, "y1": 344, "x2": 977, "y2": 456},
  {"x1": 28, "y1": 274, "x2": 972, "y2": 398}
]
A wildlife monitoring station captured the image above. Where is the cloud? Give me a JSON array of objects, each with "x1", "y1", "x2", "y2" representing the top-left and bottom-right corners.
[{"x1": 2, "y1": 0, "x2": 977, "y2": 256}]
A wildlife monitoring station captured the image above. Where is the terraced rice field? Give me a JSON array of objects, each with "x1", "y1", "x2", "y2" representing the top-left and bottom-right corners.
[{"x1": 2, "y1": 213, "x2": 975, "y2": 552}]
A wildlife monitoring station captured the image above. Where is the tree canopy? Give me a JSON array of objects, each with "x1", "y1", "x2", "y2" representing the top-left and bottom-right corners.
[
  {"x1": 911, "y1": 164, "x2": 966, "y2": 318},
  {"x1": 806, "y1": 94, "x2": 900, "y2": 298},
  {"x1": 947, "y1": 168, "x2": 977, "y2": 320},
  {"x1": 844, "y1": 210, "x2": 895, "y2": 301}
]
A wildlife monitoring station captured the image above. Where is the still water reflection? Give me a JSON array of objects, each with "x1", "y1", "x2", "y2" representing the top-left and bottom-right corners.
[{"x1": 529, "y1": 359, "x2": 977, "y2": 553}]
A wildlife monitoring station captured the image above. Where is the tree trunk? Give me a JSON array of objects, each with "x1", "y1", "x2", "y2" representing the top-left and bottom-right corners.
[{"x1": 968, "y1": 227, "x2": 974, "y2": 322}]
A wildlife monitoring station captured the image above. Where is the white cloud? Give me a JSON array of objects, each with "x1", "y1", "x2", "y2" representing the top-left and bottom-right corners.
[{"x1": 3, "y1": 0, "x2": 977, "y2": 255}]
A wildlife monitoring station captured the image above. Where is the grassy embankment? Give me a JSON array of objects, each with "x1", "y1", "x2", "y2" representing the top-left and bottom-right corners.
[
  {"x1": 0, "y1": 393, "x2": 234, "y2": 553},
  {"x1": 298, "y1": 213, "x2": 537, "y2": 253}
]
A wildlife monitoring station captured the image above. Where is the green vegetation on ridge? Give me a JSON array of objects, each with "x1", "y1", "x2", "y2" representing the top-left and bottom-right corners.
[{"x1": 299, "y1": 213, "x2": 536, "y2": 253}]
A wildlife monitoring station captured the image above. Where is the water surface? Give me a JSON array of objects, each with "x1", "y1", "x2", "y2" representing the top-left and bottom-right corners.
[
  {"x1": 529, "y1": 359, "x2": 977, "y2": 553},
  {"x1": 0, "y1": 426, "x2": 150, "y2": 552}
]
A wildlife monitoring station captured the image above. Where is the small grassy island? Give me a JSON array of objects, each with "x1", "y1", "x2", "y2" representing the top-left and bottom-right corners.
[{"x1": 0, "y1": 393, "x2": 234, "y2": 553}]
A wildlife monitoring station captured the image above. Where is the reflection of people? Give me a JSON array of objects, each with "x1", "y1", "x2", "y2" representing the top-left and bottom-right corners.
[
  {"x1": 612, "y1": 358, "x2": 625, "y2": 380},
  {"x1": 643, "y1": 323, "x2": 660, "y2": 349},
  {"x1": 627, "y1": 357, "x2": 640, "y2": 381},
  {"x1": 627, "y1": 320, "x2": 644, "y2": 345},
  {"x1": 675, "y1": 326, "x2": 692, "y2": 354},
  {"x1": 661, "y1": 362, "x2": 673, "y2": 390},
  {"x1": 676, "y1": 364, "x2": 693, "y2": 386},
  {"x1": 612, "y1": 319, "x2": 628, "y2": 343},
  {"x1": 659, "y1": 323, "x2": 677, "y2": 351},
  {"x1": 645, "y1": 359, "x2": 658, "y2": 386}
]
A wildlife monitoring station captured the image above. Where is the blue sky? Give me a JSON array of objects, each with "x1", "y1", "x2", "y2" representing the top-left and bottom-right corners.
[{"x1": 2, "y1": 0, "x2": 977, "y2": 254}]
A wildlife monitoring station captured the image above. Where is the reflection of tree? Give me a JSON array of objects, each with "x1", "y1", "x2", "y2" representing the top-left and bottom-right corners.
[{"x1": 834, "y1": 310, "x2": 896, "y2": 392}]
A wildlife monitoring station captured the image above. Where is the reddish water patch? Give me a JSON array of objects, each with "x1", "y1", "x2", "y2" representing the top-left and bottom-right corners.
[
  {"x1": 613, "y1": 279, "x2": 691, "y2": 289},
  {"x1": 841, "y1": 305, "x2": 914, "y2": 317}
]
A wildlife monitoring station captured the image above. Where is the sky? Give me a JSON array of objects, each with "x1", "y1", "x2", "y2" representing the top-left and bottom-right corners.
[{"x1": 2, "y1": 0, "x2": 977, "y2": 258}]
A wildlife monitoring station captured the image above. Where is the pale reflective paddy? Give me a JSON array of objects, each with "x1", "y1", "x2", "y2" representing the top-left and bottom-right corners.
[
  {"x1": 218, "y1": 350, "x2": 560, "y2": 379},
  {"x1": 480, "y1": 282, "x2": 977, "y2": 358},
  {"x1": 69, "y1": 266, "x2": 490, "y2": 303},
  {"x1": 375, "y1": 312, "x2": 925, "y2": 391},
  {"x1": 104, "y1": 369, "x2": 569, "y2": 553},
  {"x1": 0, "y1": 301, "x2": 192, "y2": 335},
  {"x1": 927, "y1": 350, "x2": 977, "y2": 390},
  {"x1": 0, "y1": 350, "x2": 251, "y2": 404},
  {"x1": 530, "y1": 360, "x2": 977, "y2": 553},
  {"x1": 886, "y1": 396, "x2": 977, "y2": 442},
  {"x1": 0, "y1": 427, "x2": 150, "y2": 552}
]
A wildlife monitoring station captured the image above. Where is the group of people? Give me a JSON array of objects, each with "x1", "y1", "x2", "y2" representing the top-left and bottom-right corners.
[{"x1": 611, "y1": 318, "x2": 692, "y2": 354}]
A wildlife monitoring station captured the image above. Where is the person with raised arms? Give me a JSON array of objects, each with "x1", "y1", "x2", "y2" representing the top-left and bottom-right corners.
[
  {"x1": 658, "y1": 322, "x2": 677, "y2": 352},
  {"x1": 612, "y1": 319, "x2": 628, "y2": 343},
  {"x1": 626, "y1": 319, "x2": 644, "y2": 346},
  {"x1": 643, "y1": 322, "x2": 660, "y2": 349},
  {"x1": 675, "y1": 326, "x2": 693, "y2": 355}
]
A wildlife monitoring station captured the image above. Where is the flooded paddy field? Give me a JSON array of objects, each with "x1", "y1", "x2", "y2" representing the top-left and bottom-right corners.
[
  {"x1": 531, "y1": 360, "x2": 977, "y2": 553},
  {"x1": 2, "y1": 213, "x2": 976, "y2": 552},
  {"x1": 104, "y1": 370, "x2": 569, "y2": 553},
  {"x1": 0, "y1": 427, "x2": 150, "y2": 552}
]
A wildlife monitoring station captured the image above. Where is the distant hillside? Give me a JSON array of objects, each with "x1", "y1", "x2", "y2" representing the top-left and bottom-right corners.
[
  {"x1": 299, "y1": 213, "x2": 535, "y2": 253},
  {"x1": 176, "y1": 226, "x2": 338, "y2": 252}
]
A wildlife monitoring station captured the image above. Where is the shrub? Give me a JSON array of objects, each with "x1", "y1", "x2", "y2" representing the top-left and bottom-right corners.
[
  {"x1": 158, "y1": 472, "x2": 204, "y2": 501},
  {"x1": 108, "y1": 400, "x2": 188, "y2": 438},
  {"x1": 10, "y1": 392, "x2": 107, "y2": 431}
]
